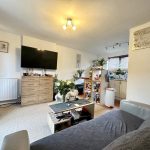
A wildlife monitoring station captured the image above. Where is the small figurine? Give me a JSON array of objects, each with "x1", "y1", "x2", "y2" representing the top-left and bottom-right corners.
[
  {"x1": 94, "y1": 94, "x2": 100, "y2": 103},
  {"x1": 94, "y1": 74, "x2": 99, "y2": 80}
]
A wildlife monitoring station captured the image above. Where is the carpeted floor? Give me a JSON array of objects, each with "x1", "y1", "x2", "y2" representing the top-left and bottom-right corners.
[{"x1": 0, "y1": 102, "x2": 113, "y2": 147}]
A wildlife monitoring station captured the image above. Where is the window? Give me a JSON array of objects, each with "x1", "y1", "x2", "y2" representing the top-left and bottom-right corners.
[
  {"x1": 108, "y1": 58, "x2": 120, "y2": 70},
  {"x1": 108, "y1": 55, "x2": 128, "y2": 70},
  {"x1": 120, "y1": 57, "x2": 128, "y2": 69}
]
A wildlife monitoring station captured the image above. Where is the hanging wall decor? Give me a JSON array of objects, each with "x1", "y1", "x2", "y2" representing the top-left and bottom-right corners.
[
  {"x1": 0, "y1": 41, "x2": 9, "y2": 53},
  {"x1": 76, "y1": 54, "x2": 81, "y2": 68},
  {"x1": 132, "y1": 26, "x2": 150, "y2": 50}
]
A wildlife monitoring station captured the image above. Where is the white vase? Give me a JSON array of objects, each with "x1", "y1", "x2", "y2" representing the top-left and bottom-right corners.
[{"x1": 55, "y1": 92, "x2": 63, "y2": 102}]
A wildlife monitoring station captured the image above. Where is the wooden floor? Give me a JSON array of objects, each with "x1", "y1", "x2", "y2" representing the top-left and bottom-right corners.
[
  {"x1": 78, "y1": 94, "x2": 120, "y2": 118},
  {"x1": 94, "y1": 100, "x2": 120, "y2": 118}
]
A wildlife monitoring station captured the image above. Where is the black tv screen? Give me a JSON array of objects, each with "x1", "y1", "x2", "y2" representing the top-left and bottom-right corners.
[
  {"x1": 21, "y1": 45, "x2": 58, "y2": 69},
  {"x1": 41, "y1": 50, "x2": 58, "y2": 69}
]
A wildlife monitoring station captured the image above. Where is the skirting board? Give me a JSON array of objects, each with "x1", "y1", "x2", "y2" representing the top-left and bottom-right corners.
[{"x1": 0, "y1": 99, "x2": 19, "y2": 105}]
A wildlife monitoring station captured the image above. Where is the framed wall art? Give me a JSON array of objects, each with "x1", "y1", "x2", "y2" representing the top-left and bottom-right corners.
[
  {"x1": 132, "y1": 26, "x2": 150, "y2": 50},
  {"x1": 76, "y1": 54, "x2": 81, "y2": 68},
  {"x1": 0, "y1": 41, "x2": 9, "y2": 53}
]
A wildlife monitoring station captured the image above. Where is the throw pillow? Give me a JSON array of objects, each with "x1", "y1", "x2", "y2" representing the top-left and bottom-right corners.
[
  {"x1": 103, "y1": 127, "x2": 150, "y2": 150},
  {"x1": 139, "y1": 118, "x2": 150, "y2": 129}
]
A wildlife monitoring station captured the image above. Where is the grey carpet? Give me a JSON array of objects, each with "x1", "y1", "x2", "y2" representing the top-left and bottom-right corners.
[{"x1": 0, "y1": 102, "x2": 54, "y2": 147}]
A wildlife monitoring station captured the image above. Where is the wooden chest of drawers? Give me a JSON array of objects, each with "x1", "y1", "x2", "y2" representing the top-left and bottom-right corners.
[{"x1": 21, "y1": 76, "x2": 53, "y2": 106}]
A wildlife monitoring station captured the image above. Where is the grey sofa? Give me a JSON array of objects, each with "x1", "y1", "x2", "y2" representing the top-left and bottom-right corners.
[{"x1": 1, "y1": 100, "x2": 150, "y2": 150}]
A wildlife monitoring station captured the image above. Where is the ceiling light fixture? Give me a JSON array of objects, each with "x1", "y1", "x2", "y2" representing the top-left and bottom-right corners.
[{"x1": 63, "y1": 18, "x2": 76, "y2": 31}]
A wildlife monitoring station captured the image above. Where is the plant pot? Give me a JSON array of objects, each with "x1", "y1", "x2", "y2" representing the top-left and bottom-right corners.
[
  {"x1": 55, "y1": 93, "x2": 66, "y2": 102},
  {"x1": 55, "y1": 93, "x2": 63, "y2": 102},
  {"x1": 99, "y1": 66, "x2": 103, "y2": 69}
]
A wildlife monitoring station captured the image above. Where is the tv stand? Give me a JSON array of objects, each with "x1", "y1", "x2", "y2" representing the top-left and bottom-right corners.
[{"x1": 21, "y1": 76, "x2": 53, "y2": 106}]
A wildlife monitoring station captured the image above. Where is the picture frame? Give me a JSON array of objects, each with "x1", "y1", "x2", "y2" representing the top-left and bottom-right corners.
[
  {"x1": 76, "y1": 54, "x2": 81, "y2": 68},
  {"x1": 0, "y1": 41, "x2": 9, "y2": 53},
  {"x1": 132, "y1": 26, "x2": 150, "y2": 50}
]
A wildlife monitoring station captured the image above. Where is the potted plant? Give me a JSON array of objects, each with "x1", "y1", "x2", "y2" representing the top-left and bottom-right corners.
[
  {"x1": 92, "y1": 58, "x2": 106, "y2": 68},
  {"x1": 115, "y1": 69, "x2": 125, "y2": 75},
  {"x1": 114, "y1": 68, "x2": 126, "y2": 79},
  {"x1": 77, "y1": 69, "x2": 84, "y2": 78},
  {"x1": 73, "y1": 69, "x2": 84, "y2": 81},
  {"x1": 73, "y1": 73, "x2": 79, "y2": 81},
  {"x1": 55, "y1": 80, "x2": 75, "y2": 102}
]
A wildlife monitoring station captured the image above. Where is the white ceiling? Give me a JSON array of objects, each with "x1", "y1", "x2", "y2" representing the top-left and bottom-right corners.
[{"x1": 0, "y1": 0, "x2": 150, "y2": 55}]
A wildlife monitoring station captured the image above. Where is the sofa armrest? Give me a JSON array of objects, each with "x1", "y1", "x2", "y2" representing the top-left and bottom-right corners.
[
  {"x1": 120, "y1": 100, "x2": 150, "y2": 120},
  {"x1": 1, "y1": 130, "x2": 30, "y2": 150}
]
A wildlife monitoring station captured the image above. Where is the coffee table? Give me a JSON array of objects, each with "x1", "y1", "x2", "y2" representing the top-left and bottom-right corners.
[{"x1": 48, "y1": 99, "x2": 94, "y2": 133}]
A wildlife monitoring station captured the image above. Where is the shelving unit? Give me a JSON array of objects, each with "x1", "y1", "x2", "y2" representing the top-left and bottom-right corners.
[
  {"x1": 84, "y1": 79, "x2": 92, "y2": 99},
  {"x1": 84, "y1": 67, "x2": 108, "y2": 103},
  {"x1": 92, "y1": 68, "x2": 102, "y2": 103}
]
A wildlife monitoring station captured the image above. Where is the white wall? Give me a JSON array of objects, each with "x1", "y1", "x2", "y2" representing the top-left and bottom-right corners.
[
  {"x1": 0, "y1": 30, "x2": 96, "y2": 81},
  {"x1": 0, "y1": 31, "x2": 21, "y2": 78},
  {"x1": 127, "y1": 22, "x2": 150, "y2": 105}
]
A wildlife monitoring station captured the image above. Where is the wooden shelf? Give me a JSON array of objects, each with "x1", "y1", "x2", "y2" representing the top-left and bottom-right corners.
[{"x1": 83, "y1": 68, "x2": 108, "y2": 103}]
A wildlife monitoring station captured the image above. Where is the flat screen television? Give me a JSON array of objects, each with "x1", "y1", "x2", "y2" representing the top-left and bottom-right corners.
[{"x1": 21, "y1": 45, "x2": 58, "y2": 69}]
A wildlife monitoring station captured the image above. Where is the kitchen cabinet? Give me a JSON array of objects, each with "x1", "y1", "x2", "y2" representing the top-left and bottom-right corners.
[{"x1": 109, "y1": 80, "x2": 127, "y2": 100}]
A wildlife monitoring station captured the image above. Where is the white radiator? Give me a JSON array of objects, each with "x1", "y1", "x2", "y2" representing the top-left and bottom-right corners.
[{"x1": 0, "y1": 78, "x2": 18, "y2": 102}]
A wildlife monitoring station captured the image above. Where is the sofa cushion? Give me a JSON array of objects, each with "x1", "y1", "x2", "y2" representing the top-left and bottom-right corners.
[
  {"x1": 120, "y1": 100, "x2": 150, "y2": 120},
  {"x1": 103, "y1": 127, "x2": 150, "y2": 150}
]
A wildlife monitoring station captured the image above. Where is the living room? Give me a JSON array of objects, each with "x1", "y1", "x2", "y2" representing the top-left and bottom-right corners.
[{"x1": 0, "y1": 0, "x2": 150, "y2": 150}]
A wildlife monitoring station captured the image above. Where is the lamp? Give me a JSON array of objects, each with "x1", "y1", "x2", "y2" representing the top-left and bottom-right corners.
[{"x1": 63, "y1": 18, "x2": 76, "y2": 31}]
